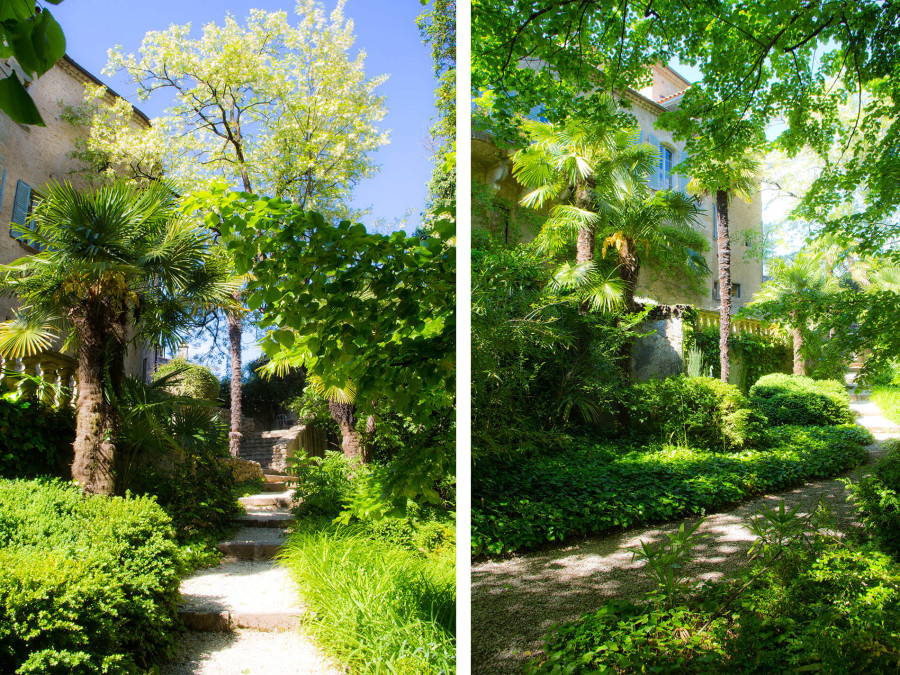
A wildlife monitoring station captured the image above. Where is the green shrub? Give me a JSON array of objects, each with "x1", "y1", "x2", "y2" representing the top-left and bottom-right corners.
[
  {"x1": 290, "y1": 450, "x2": 359, "y2": 519},
  {"x1": 0, "y1": 399, "x2": 74, "y2": 479},
  {"x1": 279, "y1": 524, "x2": 455, "y2": 675},
  {"x1": 872, "y1": 385, "x2": 900, "y2": 424},
  {"x1": 846, "y1": 439, "x2": 900, "y2": 557},
  {"x1": 153, "y1": 357, "x2": 221, "y2": 401},
  {"x1": 749, "y1": 373, "x2": 855, "y2": 426},
  {"x1": 0, "y1": 479, "x2": 181, "y2": 674},
  {"x1": 629, "y1": 375, "x2": 768, "y2": 451},
  {"x1": 473, "y1": 425, "x2": 870, "y2": 555}
]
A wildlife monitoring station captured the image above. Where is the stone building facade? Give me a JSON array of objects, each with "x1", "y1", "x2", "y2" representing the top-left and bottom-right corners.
[
  {"x1": 472, "y1": 64, "x2": 765, "y2": 312},
  {"x1": 0, "y1": 55, "x2": 160, "y2": 380}
]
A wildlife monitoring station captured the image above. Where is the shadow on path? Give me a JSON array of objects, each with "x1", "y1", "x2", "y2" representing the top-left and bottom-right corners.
[{"x1": 472, "y1": 441, "x2": 890, "y2": 675}]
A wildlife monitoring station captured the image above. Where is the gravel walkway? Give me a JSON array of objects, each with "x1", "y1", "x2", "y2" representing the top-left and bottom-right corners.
[
  {"x1": 471, "y1": 404, "x2": 899, "y2": 675},
  {"x1": 160, "y1": 629, "x2": 341, "y2": 675}
]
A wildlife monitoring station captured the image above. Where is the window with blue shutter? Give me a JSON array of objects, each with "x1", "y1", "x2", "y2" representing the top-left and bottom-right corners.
[
  {"x1": 10, "y1": 180, "x2": 39, "y2": 250},
  {"x1": 678, "y1": 150, "x2": 692, "y2": 195},
  {"x1": 647, "y1": 133, "x2": 661, "y2": 189},
  {"x1": 712, "y1": 202, "x2": 718, "y2": 240},
  {"x1": 661, "y1": 146, "x2": 674, "y2": 189}
]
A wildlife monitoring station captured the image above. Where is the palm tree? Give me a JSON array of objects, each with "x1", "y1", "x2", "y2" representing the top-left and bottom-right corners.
[
  {"x1": 514, "y1": 115, "x2": 705, "y2": 313},
  {"x1": 749, "y1": 252, "x2": 840, "y2": 375},
  {"x1": 687, "y1": 155, "x2": 760, "y2": 382},
  {"x1": 0, "y1": 180, "x2": 236, "y2": 495}
]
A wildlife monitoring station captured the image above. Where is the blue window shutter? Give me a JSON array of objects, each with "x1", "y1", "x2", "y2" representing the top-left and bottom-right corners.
[
  {"x1": 0, "y1": 170, "x2": 5, "y2": 215},
  {"x1": 648, "y1": 133, "x2": 660, "y2": 189},
  {"x1": 712, "y1": 202, "x2": 718, "y2": 240},
  {"x1": 11, "y1": 180, "x2": 30, "y2": 227},
  {"x1": 679, "y1": 150, "x2": 691, "y2": 195}
]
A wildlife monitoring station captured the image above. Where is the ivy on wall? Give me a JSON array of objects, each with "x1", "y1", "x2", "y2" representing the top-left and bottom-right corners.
[
  {"x1": 471, "y1": 180, "x2": 545, "y2": 245},
  {"x1": 683, "y1": 308, "x2": 792, "y2": 391}
]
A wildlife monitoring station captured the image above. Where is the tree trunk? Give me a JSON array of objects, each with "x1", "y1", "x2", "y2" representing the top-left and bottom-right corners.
[
  {"x1": 71, "y1": 316, "x2": 116, "y2": 495},
  {"x1": 716, "y1": 189, "x2": 731, "y2": 384},
  {"x1": 227, "y1": 306, "x2": 243, "y2": 457},
  {"x1": 618, "y1": 238, "x2": 641, "y2": 314},
  {"x1": 329, "y1": 399, "x2": 368, "y2": 463},
  {"x1": 574, "y1": 183, "x2": 594, "y2": 264},
  {"x1": 791, "y1": 311, "x2": 805, "y2": 375}
]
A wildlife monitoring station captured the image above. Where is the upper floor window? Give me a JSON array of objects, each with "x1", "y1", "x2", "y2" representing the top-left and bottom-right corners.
[
  {"x1": 661, "y1": 146, "x2": 674, "y2": 189},
  {"x1": 10, "y1": 179, "x2": 42, "y2": 251}
]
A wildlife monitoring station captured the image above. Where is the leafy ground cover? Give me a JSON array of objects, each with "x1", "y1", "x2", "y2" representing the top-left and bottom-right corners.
[
  {"x1": 0, "y1": 479, "x2": 182, "y2": 674},
  {"x1": 525, "y1": 493, "x2": 900, "y2": 674},
  {"x1": 279, "y1": 519, "x2": 456, "y2": 675},
  {"x1": 473, "y1": 425, "x2": 872, "y2": 555}
]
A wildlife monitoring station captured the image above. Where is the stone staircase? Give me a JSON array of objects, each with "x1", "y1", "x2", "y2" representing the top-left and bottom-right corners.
[
  {"x1": 238, "y1": 428, "x2": 301, "y2": 472},
  {"x1": 177, "y1": 476, "x2": 303, "y2": 632},
  {"x1": 846, "y1": 354, "x2": 899, "y2": 436}
]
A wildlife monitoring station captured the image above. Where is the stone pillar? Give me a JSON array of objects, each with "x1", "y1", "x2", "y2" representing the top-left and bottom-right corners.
[
  {"x1": 39, "y1": 360, "x2": 59, "y2": 406},
  {"x1": 56, "y1": 367, "x2": 74, "y2": 408},
  {"x1": 19, "y1": 357, "x2": 39, "y2": 400}
]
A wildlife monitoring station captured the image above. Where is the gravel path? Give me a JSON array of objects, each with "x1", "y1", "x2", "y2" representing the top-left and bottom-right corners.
[
  {"x1": 471, "y1": 404, "x2": 899, "y2": 675},
  {"x1": 160, "y1": 629, "x2": 341, "y2": 675},
  {"x1": 159, "y1": 489, "x2": 340, "y2": 674}
]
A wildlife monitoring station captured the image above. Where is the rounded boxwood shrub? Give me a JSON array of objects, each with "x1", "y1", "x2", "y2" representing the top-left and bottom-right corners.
[
  {"x1": 154, "y1": 357, "x2": 221, "y2": 401},
  {"x1": 629, "y1": 375, "x2": 768, "y2": 451},
  {"x1": 0, "y1": 479, "x2": 181, "y2": 674},
  {"x1": 749, "y1": 373, "x2": 854, "y2": 426}
]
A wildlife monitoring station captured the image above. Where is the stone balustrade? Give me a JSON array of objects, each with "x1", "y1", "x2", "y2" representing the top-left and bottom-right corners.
[
  {"x1": 695, "y1": 308, "x2": 788, "y2": 343},
  {"x1": 0, "y1": 351, "x2": 77, "y2": 407}
]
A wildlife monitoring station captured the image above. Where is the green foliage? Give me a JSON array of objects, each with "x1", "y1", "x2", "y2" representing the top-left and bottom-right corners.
[
  {"x1": 845, "y1": 439, "x2": 900, "y2": 558},
  {"x1": 279, "y1": 522, "x2": 455, "y2": 675},
  {"x1": 183, "y1": 188, "x2": 454, "y2": 507},
  {"x1": 289, "y1": 451, "x2": 358, "y2": 520},
  {"x1": 685, "y1": 324, "x2": 792, "y2": 392},
  {"x1": 0, "y1": 479, "x2": 181, "y2": 673},
  {"x1": 750, "y1": 373, "x2": 855, "y2": 426},
  {"x1": 240, "y1": 354, "x2": 306, "y2": 427},
  {"x1": 527, "y1": 499, "x2": 900, "y2": 674},
  {"x1": 0, "y1": 398, "x2": 73, "y2": 479},
  {"x1": 0, "y1": 0, "x2": 66, "y2": 126},
  {"x1": 472, "y1": 239, "x2": 643, "y2": 456},
  {"x1": 629, "y1": 375, "x2": 768, "y2": 451},
  {"x1": 473, "y1": 425, "x2": 870, "y2": 555},
  {"x1": 153, "y1": 357, "x2": 221, "y2": 401},
  {"x1": 872, "y1": 386, "x2": 900, "y2": 425}
]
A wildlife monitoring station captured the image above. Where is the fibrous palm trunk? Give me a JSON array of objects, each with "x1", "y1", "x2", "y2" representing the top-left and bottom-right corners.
[
  {"x1": 791, "y1": 311, "x2": 805, "y2": 375},
  {"x1": 71, "y1": 314, "x2": 117, "y2": 495},
  {"x1": 716, "y1": 189, "x2": 731, "y2": 384},
  {"x1": 574, "y1": 183, "x2": 595, "y2": 264},
  {"x1": 329, "y1": 399, "x2": 370, "y2": 463}
]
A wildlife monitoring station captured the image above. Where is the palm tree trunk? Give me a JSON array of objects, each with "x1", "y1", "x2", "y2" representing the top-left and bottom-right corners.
[
  {"x1": 574, "y1": 183, "x2": 594, "y2": 264},
  {"x1": 71, "y1": 315, "x2": 116, "y2": 495},
  {"x1": 791, "y1": 310, "x2": 805, "y2": 375},
  {"x1": 227, "y1": 306, "x2": 242, "y2": 457},
  {"x1": 716, "y1": 189, "x2": 731, "y2": 383},
  {"x1": 618, "y1": 238, "x2": 641, "y2": 314},
  {"x1": 329, "y1": 399, "x2": 367, "y2": 463}
]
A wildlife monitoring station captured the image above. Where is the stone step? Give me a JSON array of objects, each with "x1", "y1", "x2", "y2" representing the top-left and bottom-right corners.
[
  {"x1": 179, "y1": 609, "x2": 301, "y2": 632},
  {"x1": 177, "y1": 560, "x2": 302, "y2": 633},
  {"x1": 264, "y1": 472, "x2": 297, "y2": 483},
  {"x1": 239, "y1": 491, "x2": 293, "y2": 509},
  {"x1": 235, "y1": 512, "x2": 296, "y2": 529},
  {"x1": 263, "y1": 481, "x2": 290, "y2": 492},
  {"x1": 850, "y1": 392, "x2": 871, "y2": 402},
  {"x1": 217, "y1": 527, "x2": 288, "y2": 561}
]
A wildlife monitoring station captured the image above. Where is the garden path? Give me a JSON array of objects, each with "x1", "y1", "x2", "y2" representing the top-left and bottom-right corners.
[
  {"x1": 471, "y1": 399, "x2": 900, "y2": 675},
  {"x1": 161, "y1": 473, "x2": 338, "y2": 675}
]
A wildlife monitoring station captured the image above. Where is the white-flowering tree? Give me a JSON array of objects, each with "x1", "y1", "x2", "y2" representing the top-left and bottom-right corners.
[{"x1": 66, "y1": 0, "x2": 389, "y2": 455}]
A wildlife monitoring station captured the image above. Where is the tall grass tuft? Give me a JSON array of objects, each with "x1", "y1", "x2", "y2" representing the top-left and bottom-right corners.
[{"x1": 279, "y1": 525, "x2": 456, "y2": 674}]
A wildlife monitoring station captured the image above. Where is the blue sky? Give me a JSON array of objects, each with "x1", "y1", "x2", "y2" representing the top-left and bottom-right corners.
[{"x1": 51, "y1": 0, "x2": 439, "y2": 233}]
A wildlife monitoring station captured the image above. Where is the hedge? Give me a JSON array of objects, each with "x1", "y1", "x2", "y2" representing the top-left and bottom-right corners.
[{"x1": 750, "y1": 373, "x2": 855, "y2": 426}]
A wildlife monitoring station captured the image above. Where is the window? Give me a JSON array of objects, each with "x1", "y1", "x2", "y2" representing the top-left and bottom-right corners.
[
  {"x1": 713, "y1": 281, "x2": 741, "y2": 300},
  {"x1": 661, "y1": 146, "x2": 673, "y2": 189},
  {"x1": 10, "y1": 179, "x2": 39, "y2": 250},
  {"x1": 712, "y1": 203, "x2": 718, "y2": 240}
]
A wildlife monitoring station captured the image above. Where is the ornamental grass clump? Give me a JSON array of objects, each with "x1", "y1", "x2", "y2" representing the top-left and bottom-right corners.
[{"x1": 749, "y1": 373, "x2": 854, "y2": 426}]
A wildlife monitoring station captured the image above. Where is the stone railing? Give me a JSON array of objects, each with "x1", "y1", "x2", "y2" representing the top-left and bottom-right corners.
[
  {"x1": 695, "y1": 308, "x2": 788, "y2": 343},
  {"x1": 0, "y1": 351, "x2": 77, "y2": 407}
]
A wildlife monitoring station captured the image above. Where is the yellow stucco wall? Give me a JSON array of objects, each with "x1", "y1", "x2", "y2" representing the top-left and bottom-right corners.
[{"x1": 0, "y1": 59, "x2": 155, "y2": 378}]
